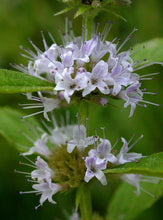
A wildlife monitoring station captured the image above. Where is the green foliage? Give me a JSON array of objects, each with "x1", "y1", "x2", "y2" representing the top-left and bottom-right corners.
[
  {"x1": 0, "y1": 69, "x2": 54, "y2": 93},
  {"x1": 106, "y1": 181, "x2": 163, "y2": 220},
  {"x1": 0, "y1": 107, "x2": 40, "y2": 151},
  {"x1": 54, "y1": 6, "x2": 73, "y2": 16},
  {"x1": 105, "y1": 153, "x2": 163, "y2": 178},
  {"x1": 131, "y1": 38, "x2": 163, "y2": 65},
  {"x1": 74, "y1": 5, "x2": 90, "y2": 18},
  {"x1": 101, "y1": 8, "x2": 127, "y2": 22}
]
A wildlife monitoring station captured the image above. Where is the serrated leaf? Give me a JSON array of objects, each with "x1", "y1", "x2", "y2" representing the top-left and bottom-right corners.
[
  {"x1": 0, "y1": 69, "x2": 54, "y2": 93},
  {"x1": 106, "y1": 181, "x2": 163, "y2": 220},
  {"x1": 54, "y1": 7, "x2": 73, "y2": 16},
  {"x1": 104, "y1": 153, "x2": 163, "y2": 178},
  {"x1": 74, "y1": 6, "x2": 90, "y2": 18},
  {"x1": 0, "y1": 107, "x2": 40, "y2": 151},
  {"x1": 131, "y1": 38, "x2": 163, "y2": 65}
]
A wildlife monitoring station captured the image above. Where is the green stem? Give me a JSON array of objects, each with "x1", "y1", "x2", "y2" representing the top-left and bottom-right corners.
[
  {"x1": 78, "y1": 100, "x2": 89, "y2": 125},
  {"x1": 80, "y1": 184, "x2": 92, "y2": 220}
]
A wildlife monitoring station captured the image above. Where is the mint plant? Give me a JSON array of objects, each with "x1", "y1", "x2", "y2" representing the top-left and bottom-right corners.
[{"x1": 0, "y1": 1, "x2": 162, "y2": 220}]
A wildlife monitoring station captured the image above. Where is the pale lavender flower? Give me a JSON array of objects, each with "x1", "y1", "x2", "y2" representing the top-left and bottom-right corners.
[
  {"x1": 55, "y1": 68, "x2": 87, "y2": 103},
  {"x1": 67, "y1": 125, "x2": 94, "y2": 153},
  {"x1": 115, "y1": 135, "x2": 144, "y2": 165},
  {"x1": 121, "y1": 174, "x2": 162, "y2": 196},
  {"x1": 118, "y1": 82, "x2": 160, "y2": 117},
  {"x1": 31, "y1": 156, "x2": 54, "y2": 182},
  {"x1": 20, "y1": 95, "x2": 59, "y2": 121},
  {"x1": 22, "y1": 133, "x2": 51, "y2": 158},
  {"x1": 82, "y1": 60, "x2": 110, "y2": 96},
  {"x1": 118, "y1": 82, "x2": 144, "y2": 117},
  {"x1": 32, "y1": 180, "x2": 62, "y2": 209},
  {"x1": 84, "y1": 156, "x2": 107, "y2": 185},
  {"x1": 96, "y1": 138, "x2": 117, "y2": 164}
]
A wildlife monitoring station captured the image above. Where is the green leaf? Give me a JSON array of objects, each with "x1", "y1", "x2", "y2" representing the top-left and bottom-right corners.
[
  {"x1": 131, "y1": 38, "x2": 163, "y2": 65},
  {"x1": 101, "y1": 8, "x2": 127, "y2": 22},
  {"x1": 74, "y1": 6, "x2": 90, "y2": 18},
  {"x1": 0, "y1": 69, "x2": 54, "y2": 93},
  {"x1": 104, "y1": 153, "x2": 163, "y2": 178},
  {"x1": 106, "y1": 181, "x2": 163, "y2": 220},
  {"x1": 54, "y1": 7, "x2": 73, "y2": 16},
  {"x1": 0, "y1": 107, "x2": 40, "y2": 151}
]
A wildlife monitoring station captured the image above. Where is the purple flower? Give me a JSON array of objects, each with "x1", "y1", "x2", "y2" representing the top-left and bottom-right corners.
[{"x1": 82, "y1": 60, "x2": 110, "y2": 96}]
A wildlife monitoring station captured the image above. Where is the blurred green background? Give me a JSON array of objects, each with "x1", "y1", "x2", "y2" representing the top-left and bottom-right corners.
[{"x1": 0, "y1": 0, "x2": 162, "y2": 219}]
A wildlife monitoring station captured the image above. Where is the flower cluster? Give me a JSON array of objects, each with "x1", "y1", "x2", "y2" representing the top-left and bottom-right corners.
[
  {"x1": 15, "y1": 115, "x2": 160, "y2": 208},
  {"x1": 13, "y1": 23, "x2": 161, "y2": 120}
]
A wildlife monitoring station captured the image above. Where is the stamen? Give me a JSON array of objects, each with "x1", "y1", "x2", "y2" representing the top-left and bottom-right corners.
[
  {"x1": 140, "y1": 72, "x2": 159, "y2": 78},
  {"x1": 48, "y1": 31, "x2": 55, "y2": 43},
  {"x1": 140, "y1": 77, "x2": 154, "y2": 81},
  {"x1": 139, "y1": 100, "x2": 160, "y2": 107},
  {"x1": 117, "y1": 28, "x2": 137, "y2": 53},
  {"x1": 128, "y1": 134, "x2": 135, "y2": 145},
  {"x1": 101, "y1": 21, "x2": 112, "y2": 42},
  {"x1": 21, "y1": 105, "x2": 43, "y2": 110},
  {"x1": 127, "y1": 134, "x2": 143, "y2": 151},
  {"x1": 19, "y1": 154, "x2": 36, "y2": 165},
  {"x1": 14, "y1": 169, "x2": 30, "y2": 175},
  {"x1": 44, "y1": 54, "x2": 56, "y2": 65},
  {"x1": 20, "y1": 132, "x2": 34, "y2": 143},
  {"x1": 140, "y1": 187, "x2": 156, "y2": 198},
  {"x1": 112, "y1": 138, "x2": 119, "y2": 149},
  {"x1": 40, "y1": 31, "x2": 48, "y2": 51},
  {"x1": 27, "y1": 179, "x2": 39, "y2": 183},
  {"x1": 19, "y1": 161, "x2": 36, "y2": 168},
  {"x1": 21, "y1": 111, "x2": 44, "y2": 119},
  {"x1": 35, "y1": 204, "x2": 41, "y2": 210},
  {"x1": 143, "y1": 92, "x2": 157, "y2": 95},
  {"x1": 100, "y1": 127, "x2": 105, "y2": 140},
  {"x1": 28, "y1": 38, "x2": 43, "y2": 54},
  {"x1": 134, "y1": 62, "x2": 163, "y2": 71},
  {"x1": 20, "y1": 190, "x2": 39, "y2": 194}
]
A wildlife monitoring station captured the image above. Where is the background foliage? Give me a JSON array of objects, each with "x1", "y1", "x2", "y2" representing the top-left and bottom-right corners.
[{"x1": 0, "y1": 0, "x2": 162, "y2": 219}]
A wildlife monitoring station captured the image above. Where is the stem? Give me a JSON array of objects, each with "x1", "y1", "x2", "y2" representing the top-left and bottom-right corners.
[
  {"x1": 80, "y1": 184, "x2": 92, "y2": 220},
  {"x1": 78, "y1": 100, "x2": 89, "y2": 125}
]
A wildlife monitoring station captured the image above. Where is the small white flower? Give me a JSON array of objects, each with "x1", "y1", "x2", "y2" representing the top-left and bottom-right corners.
[
  {"x1": 55, "y1": 68, "x2": 87, "y2": 103},
  {"x1": 20, "y1": 96, "x2": 60, "y2": 121},
  {"x1": 121, "y1": 174, "x2": 162, "y2": 196},
  {"x1": 32, "y1": 180, "x2": 61, "y2": 208},
  {"x1": 67, "y1": 125, "x2": 94, "y2": 153},
  {"x1": 31, "y1": 156, "x2": 54, "y2": 182},
  {"x1": 22, "y1": 133, "x2": 51, "y2": 158},
  {"x1": 96, "y1": 138, "x2": 117, "y2": 164},
  {"x1": 118, "y1": 82, "x2": 143, "y2": 117},
  {"x1": 115, "y1": 135, "x2": 144, "y2": 165},
  {"x1": 82, "y1": 60, "x2": 110, "y2": 97},
  {"x1": 84, "y1": 156, "x2": 107, "y2": 185}
]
